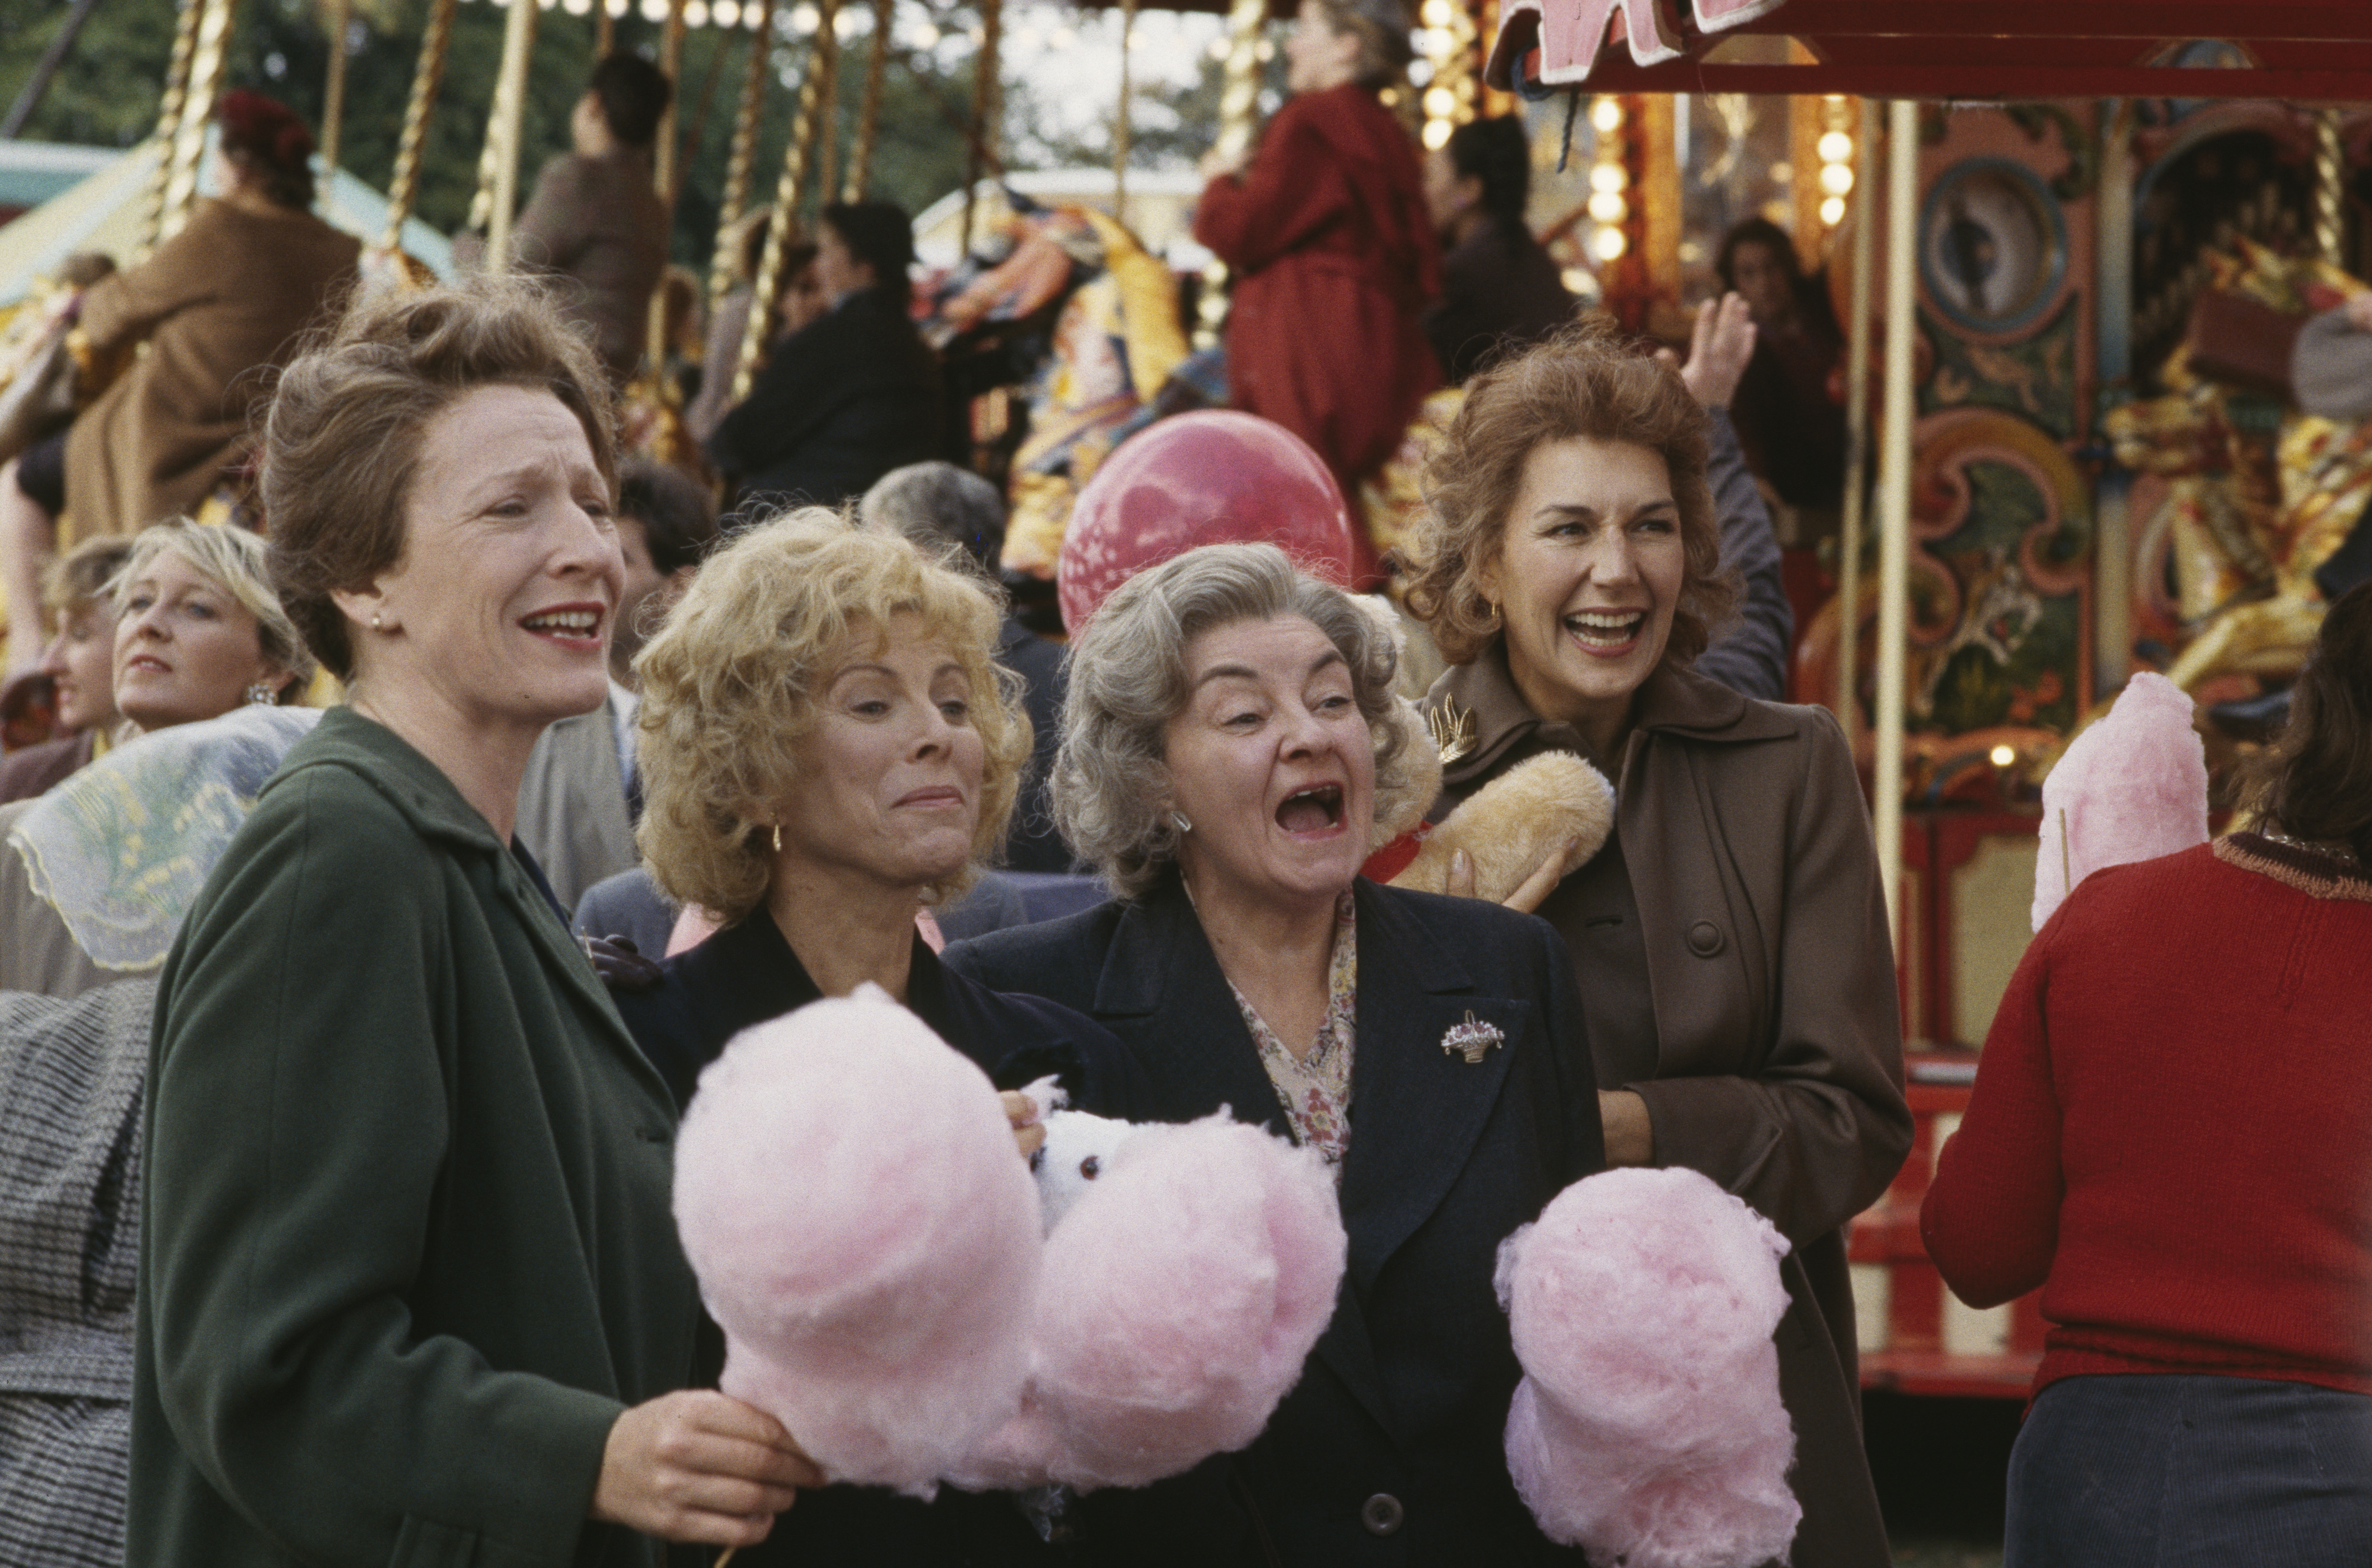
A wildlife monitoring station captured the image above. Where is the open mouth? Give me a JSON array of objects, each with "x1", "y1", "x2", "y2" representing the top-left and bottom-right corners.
[
  {"x1": 1564, "y1": 609, "x2": 1648, "y2": 654},
  {"x1": 1275, "y1": 782, "x2": 1345, "y2": 836},
  {"x1": 519, "y1": 605, "x2": 604, "y2": 645}
]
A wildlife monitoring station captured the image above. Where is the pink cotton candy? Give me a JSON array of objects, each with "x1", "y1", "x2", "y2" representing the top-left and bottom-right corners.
[
  {"x1": 955, "y1": 1112, "x2": 1347, "y2": 1493},
  {"x1": 2031, "y1": 671, "x2": 2209, "y2": 933},
  {"x1": 1499, "y1": 1166, "x2": 1799, "y2": 1568},
  {"x1": 672, "y1": 985, "x2": 1042, "y2": 1497}
]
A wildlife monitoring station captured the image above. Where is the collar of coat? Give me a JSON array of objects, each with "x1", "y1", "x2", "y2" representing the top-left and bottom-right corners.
[
  {"x1": 276, "y1": 705, "x2": 530, "y2": 856},
  {"x1": 1429, "y1": 638, "x2": 1800, "y2": 787}
]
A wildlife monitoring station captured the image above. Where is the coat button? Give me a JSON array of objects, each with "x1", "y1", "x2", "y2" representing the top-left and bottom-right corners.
[
  {"x1": 1360, "y1": 1493, "x2": 1403, "y2": 1536},
  {"x1": 1686, "y1": 919, "x2": 1725, "y2": 957}
]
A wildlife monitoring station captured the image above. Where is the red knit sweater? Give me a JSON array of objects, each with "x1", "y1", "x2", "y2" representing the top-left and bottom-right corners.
[{"x1": 1921, "y1": 837, "x2": 2372, "y2": 1398}]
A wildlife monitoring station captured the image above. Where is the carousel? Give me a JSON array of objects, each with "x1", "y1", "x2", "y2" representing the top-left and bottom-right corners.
[{"x1": 3, "y1": 0, "x2": 2371, "y2": 1403}]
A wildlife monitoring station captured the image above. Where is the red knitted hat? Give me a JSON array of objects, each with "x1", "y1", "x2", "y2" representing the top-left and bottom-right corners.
[{"x1": 217, "y1": 89, "x2": 313, "y2": 178}]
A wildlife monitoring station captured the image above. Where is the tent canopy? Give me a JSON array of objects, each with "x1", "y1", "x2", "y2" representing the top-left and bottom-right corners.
[{"x1": 1488, "y1": 0, "x2": 2372, "y2": 101}]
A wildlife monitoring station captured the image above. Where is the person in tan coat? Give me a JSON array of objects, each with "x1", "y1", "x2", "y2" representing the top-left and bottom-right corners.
[
  {"x1": 0, "y1": 91, "x2": 359, "y2": 678},
  {"x1": 1403, "y1": 319, "x2": 1911, "y2": 1568}
]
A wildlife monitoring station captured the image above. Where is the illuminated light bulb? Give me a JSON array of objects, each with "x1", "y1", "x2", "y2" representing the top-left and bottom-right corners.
[
  {"x1": 1818, "y1": 130, "x2": 1853, "y2": 164},
  {"x1": 1421, "y1": 0, "x2": 1452, "y2": 24},
  {"x1": 1591, "y1": 226, "x2": 1627, "y2": 261},
  {"x1": 607, "y1": 0, "x2": 629, "y2": 16},
  {"x1": 1423, "y1": 118, "x2": 1452, "y2": 150},
  {"x1": 1207, "y1": 34, "x2": 1229, "y2": 59},
  {"x1": 1590, "y1": 96, "x2": 1622, "y2": 133},
  {"x1": 1820, "y1": 195, "x2": 1846, "y2": 225},
  {"x1": 1561, "y1": 267, "x2": 1593, "y2": 292},
  {"x1": 714, "y1": 0, "x2": 739, "y2": 22},
  {"x1": 1256, "y1": 37, "x2": 1275, "y2": 60},
  {"x1": 537, "y1": 0, "x2": 557, "y2": 12},
  {"x1": 913, "y1": 20, "x2": 938, "y2": 45},
  {"x1": 1425, "y1": 25, "x2": 1453, "y2": 54},
  {"x1": 1052, "y1": 26, "x2": 1075, "y2": 47},
  {"x1": 640, "y1": 0, "x2": 666, "y2": 18},
  {"x1": 1424, "y1": 87, "x2": 1455, "y2": 117},
  {"x1": 1589, "y1": 162, "x2": 1626, "y2": 193},
  {"x1": 1819, "y1": 161, "x2": 1854, "y2": 196},
  {"x1": 1989, "y1": 744, "x2": 2017, "y2": 768},
  {"x1": 1588, "y1": 190, "x2": 1628, "y2": 224},
  {"x1": 835, "y1": 7, "x2": 858, "y2": 36},
  {"x1": 685, "y1": 0, "x2": 708, "y2": 23},
  {"x1": 563, "y1": 0, "x2": 591, "y2": 13},
  {"x1": 1378, "y1": 85, "x2": 1400, "y2": 106},
  {"x1": 788, "y1": 1, "x2": 818, "y2": 29}
]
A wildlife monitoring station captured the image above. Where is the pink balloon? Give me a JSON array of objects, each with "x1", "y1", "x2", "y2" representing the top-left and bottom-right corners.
[{"x1": 1057, "y1": 411, "x2": 1355, "y2": 635}]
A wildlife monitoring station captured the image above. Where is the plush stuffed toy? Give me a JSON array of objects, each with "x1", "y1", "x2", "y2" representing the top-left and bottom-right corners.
[
  {"x1": 2030, "y1": 671, "x2": 2209, "y2": 932},
  {"x1": 1387, "y1": 752, "x2": 1616, "y2": 903},
  {"x1": 672, "y1": 990, "x2": 1346, "y2": 1503},
  {"x1": 1498, "y1": 1167, "x2": 1800, "y2": 1568}
]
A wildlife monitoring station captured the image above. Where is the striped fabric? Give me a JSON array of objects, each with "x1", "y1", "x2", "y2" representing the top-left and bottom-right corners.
[{"x1": 0, "y1": 979, "x2": 154, "y2": 1568}]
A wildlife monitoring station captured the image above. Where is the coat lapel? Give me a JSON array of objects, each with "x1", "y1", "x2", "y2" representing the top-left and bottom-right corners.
[
  {"x1": 1089, "y1": 881, "x2": 1292, "y2": 1141},
  {"x1": 1336, "y1": 881, "x2": 1524, "y2": 1297}
]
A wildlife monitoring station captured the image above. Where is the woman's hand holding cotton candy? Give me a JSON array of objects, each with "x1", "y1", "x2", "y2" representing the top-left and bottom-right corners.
[
  {"x1": 1447, "y1": 839, "x2": 1573, "y2": 914},
  {"x1": 590, "y1": 1389, "x2": 824, "y2": 1547},
  {"x1": 1001, "y1": 1090, "x2": 1048, "y2": 1159}
]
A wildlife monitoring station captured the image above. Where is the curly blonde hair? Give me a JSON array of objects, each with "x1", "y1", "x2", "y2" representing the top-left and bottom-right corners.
[
  {"x1": 1401, "y1": 316, "x2": 1737, "y2": 668},
  {"x1": 1055, "y1": 542, "x2": 1429, "y2": 900},
  {"x1": 633, "y1": 509, "x2": 1031, "y2": 925}
]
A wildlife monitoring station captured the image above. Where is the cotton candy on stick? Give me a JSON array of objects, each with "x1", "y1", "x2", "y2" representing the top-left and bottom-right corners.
[
  {"x1": 672, "y1": 985, "x2": 1043, "y2": 1498},
  {"x1": 2030, "y1": 671, "x2": 2209, "y2": 932},
  {"x1": 1499, "y1": 1167, "x2": 1799, "y2": 1568}
]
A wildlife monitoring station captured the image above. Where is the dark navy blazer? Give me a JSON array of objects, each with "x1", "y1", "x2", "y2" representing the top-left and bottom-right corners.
[
  {"x1": 945, "y1": 876, "x2": 1603, "y2": 1567},
  {"x1": 613, "y1": 911, "x2": 1126, "y2": 1568}
]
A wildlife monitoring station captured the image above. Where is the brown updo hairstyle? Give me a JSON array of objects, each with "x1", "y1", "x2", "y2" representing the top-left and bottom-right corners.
[
  {"x1": 1401, "y1": 315, "x2": 1738, "y2": 668},
  {"x1": 260, "y1": 275, "x2": 616, "y2": 683},
  {"x1": 2242, "y1": 577, "x2": 2372, "y2": 867}
]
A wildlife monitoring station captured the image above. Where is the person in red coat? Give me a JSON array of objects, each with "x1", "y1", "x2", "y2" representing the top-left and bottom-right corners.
[
  {"x1": 1921, "y1": 580, "x2": 2372, "y2": 1567},
  {"x1": 1192, "y1": 0, "x2": 1442, "y2": 587}
]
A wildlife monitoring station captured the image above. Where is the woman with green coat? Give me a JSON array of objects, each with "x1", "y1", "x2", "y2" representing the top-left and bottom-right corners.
[{"x1": 128, "y1": 279, "x2": 816, "y2": 1567}]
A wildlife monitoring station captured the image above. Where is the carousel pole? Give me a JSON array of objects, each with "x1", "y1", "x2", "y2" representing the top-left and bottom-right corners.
[
  {"x1": 158, "y1": 0, "x2": 239, "y2": 246},
  {"x1": 958, "y1": 0, "x2": 1003, "y2": 256},
  {"x1": 319, "y1": 0, "x2": 352, "y2": 176},
  {"x1": 647, "y1": 0, "x2": 690, "y2": 376},
  {"x1": 1835, "y1": 99, "x2": 1875, "y2": 735},
  {"x1": 383, "y1": 0, "x2": 458, "y2": 253},
  {"x1": 478, "y1": 0, "x2": 544, "y2": 269},
  {"x1": 1198, "y1": 0, "x2": 1264, "y2": 346},
  {"x1": 1873, "y1": 97, "x2": 1918, "y2": 943},
  {"x1": 597, "y1": 0, "x2": 616, "y2": 57},
  {"x1": 137, "y1": 0, "x2": 206, "y2": 258},
  {"x1": 711, "y1": 0, "x2": 778, "y2": 303},
  {"x1": 2313, "y1": 107, "x2": 2346, "y2": 267},
  {"x1": 1112, "y1": 0, "x2": 1137, "y2": 230},
  {"x1": 813, "y1": 6, "x2": 843, "y2": 211},
  {"x1": 840, "y1": 0, "x2": 894, "y2": 200},
  {"x1": 732, "y1": 0, "x2": 841, "y2": 403}
]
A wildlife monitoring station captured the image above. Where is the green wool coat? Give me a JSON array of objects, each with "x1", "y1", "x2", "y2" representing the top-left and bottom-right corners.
[{"x1": 128, "y1": 707, "x2": 699, "y2": 1568}]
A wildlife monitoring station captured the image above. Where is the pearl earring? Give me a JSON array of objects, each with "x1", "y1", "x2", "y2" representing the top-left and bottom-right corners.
[
  {"x1": 370, "y1": 613, "x2": 384, "y2": 631},
  {"x1": 244, "y1": 682, "x2": 274, "y2": 706}
]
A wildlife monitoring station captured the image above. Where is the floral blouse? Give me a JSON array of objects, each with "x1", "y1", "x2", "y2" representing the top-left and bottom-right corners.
[{"x1": 1224, "y1": 891, "x2": 1357, "y2": 1178}]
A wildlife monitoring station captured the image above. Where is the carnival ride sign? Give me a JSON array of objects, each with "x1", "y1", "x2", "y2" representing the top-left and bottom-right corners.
[{"x1": 1496, "y1": 0, "x2": 1788, "y2": 89}]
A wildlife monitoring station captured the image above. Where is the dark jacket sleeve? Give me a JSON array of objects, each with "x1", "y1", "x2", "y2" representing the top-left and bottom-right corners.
[
  {"x1": 705, "y1": 302, "x2": 865, "y2": 478},
  {"x1": 144, "y1": 770, "x2": 619, "y2": 1566},
  {"x1": 1628, "y1": 709, "x2": 1911, "y2": 1245},
  {"x1": 1693, "y1": 407, "x2": 1795, "y2": 704}
]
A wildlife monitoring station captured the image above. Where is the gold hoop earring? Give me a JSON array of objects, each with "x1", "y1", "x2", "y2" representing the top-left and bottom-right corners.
[{"x1": 1482, "y1": 599, "x2": 1503, "y2": 630}]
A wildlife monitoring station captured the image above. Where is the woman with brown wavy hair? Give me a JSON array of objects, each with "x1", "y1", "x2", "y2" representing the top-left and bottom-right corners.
[{"x1": 1401, "y1": 318, "x2": 1909, "y2": 1568}]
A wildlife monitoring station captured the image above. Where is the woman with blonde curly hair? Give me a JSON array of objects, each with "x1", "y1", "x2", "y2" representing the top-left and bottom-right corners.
[
  {"x1": 609, "y1": 510, "x2": 1121, "y2": 1565},
  {"x1": 945, "y1": 541, "x2": 1602, "y2": 1563},
  {"x1": 1400, "y1": 319, "x2": 1909, "y2": 1566}
]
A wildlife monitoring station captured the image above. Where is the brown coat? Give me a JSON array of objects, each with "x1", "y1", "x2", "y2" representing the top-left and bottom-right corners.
[
  {"x1": 511, "y1": 151, "x2": 669, "y2": 379},
  {"x1": 1429, "y1": 648, "x2": 1911, "y2": 1568},
  {"x1": 64, "y1": 199, "x2": 360, "y2": 541}
]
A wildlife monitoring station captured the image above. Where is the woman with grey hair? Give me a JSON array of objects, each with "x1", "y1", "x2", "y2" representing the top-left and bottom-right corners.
[{"x1": 944, "y1": 542, "x2": 1602, "y2": 1563}]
